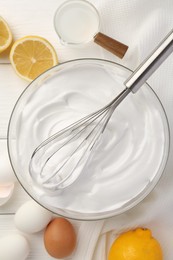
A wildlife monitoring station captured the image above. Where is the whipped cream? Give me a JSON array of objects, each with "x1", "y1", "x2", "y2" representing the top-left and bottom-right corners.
[{"x1": 14, "y1": 61, "x2": 168, "y2": 218}]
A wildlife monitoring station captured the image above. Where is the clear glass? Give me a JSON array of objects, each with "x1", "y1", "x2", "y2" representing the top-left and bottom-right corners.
[
  {"x1": 7, "y1": 59, "x2": 170, "y2": 220},
  {"x1": 54, "y1": 0, "x2": 100, "y2": 45}
]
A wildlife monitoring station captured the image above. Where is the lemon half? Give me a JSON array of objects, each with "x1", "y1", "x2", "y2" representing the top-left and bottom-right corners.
[
  {"x1": 0, "y1": 16, "x2": 12, "y2": 53},
  {"x1": 10, "y1": 36, "x2": 58, "y2": 81}
]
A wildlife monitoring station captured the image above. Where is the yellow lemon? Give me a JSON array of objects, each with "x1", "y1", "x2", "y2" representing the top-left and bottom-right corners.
[
  {"x1": 0, "y1": 16, "x2": 12, "y2": 53},
  {"x1": 108, "y1": 228, "x2": 163, "y2": 260},
  {"x1": 10, "y1": 36, "x2": 58, "y2": 81}
]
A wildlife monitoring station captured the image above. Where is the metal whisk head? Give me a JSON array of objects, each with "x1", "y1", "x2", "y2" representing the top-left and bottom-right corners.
[{"x1": 29, "y1": 88, "x2": 130, "y2": 191}]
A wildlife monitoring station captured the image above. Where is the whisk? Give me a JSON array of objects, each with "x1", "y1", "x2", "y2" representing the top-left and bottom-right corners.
[{"x1": 29, "y1": 29, "x2": 173, "y2": 191}]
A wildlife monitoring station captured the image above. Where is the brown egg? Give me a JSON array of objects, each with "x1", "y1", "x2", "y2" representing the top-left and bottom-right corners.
[{"x1": 44, "y1": 217, "x2": 76, "y2": 258}]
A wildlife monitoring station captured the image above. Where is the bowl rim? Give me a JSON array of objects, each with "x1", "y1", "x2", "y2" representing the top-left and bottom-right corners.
[{"x1": 7, "y1": 58, "x2": 170, "y2": 221}]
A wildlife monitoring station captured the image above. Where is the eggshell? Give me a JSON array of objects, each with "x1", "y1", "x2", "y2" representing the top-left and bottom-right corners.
[
  {"x1": 14, "y1": 200, "x2": 53, "y2": 234},
  {"x1": 44, "y1": 217, "x2": 76, "y2": 258},
  {"x1": 0, "y1": 234, "x2": 29, "y2": 260},
  {"x1": 0, "y1": 183, "x2": 14, "y2": 206},
  {"x1": 0, "y1": 148, "x2": 16, "y2": 183}
]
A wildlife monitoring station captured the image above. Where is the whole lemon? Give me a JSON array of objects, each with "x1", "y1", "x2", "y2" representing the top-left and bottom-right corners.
[{"x1": 108, "y1": 228, "x2": 163, "y2": 260}]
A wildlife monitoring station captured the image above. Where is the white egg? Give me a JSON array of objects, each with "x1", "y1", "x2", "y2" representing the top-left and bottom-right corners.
[
  {"x1": 0, "y1": 233, "x2": 29, "y2": 260},
  {"x1": 0, "y1": 183, "x2": 14, "y2": 206},
  {"x1": 0, "y1": 148, "x2": 16, "y2": 183},
  {"x1": 14, "y1": 200, "x2": 53, "y2": 234}
]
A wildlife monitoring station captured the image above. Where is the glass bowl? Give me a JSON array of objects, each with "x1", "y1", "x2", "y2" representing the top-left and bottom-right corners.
[{"x1": 7, "y1": 59, "x2": 170, "y2": 220}]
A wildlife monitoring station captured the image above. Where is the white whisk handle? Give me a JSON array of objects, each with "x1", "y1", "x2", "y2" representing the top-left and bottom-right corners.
[{"x1": 124, "y1": 29, "x2": 173, "y2": 93}]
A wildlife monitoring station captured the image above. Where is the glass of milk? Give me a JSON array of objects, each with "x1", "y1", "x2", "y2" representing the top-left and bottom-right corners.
[
  {"x1": 54, "y1": 0, "x2": 128, "y2": 58},
  {"x1": 54, "y1": 0, "x2": 100, "y2": 45}
]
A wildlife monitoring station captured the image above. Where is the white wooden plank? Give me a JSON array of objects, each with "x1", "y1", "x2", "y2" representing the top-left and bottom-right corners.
[
  {"x1": 0, "y1": 64, "x2": 27, "y2": 137},
  {"x1": 0, "y1": 181, "x2": 31, "y2": 214},
  {"x1": 0, "y1": 0, "x2": 102, "y2": 64},
  {"x1": 0, "y1": 0, "x2": 63, "y2": 64},
  {"x1": 0, "y1": 139, "x2": 31, "y2": 213},
  {"x1": 0, "y1": 215, "x2": 56, "y2": 259}
]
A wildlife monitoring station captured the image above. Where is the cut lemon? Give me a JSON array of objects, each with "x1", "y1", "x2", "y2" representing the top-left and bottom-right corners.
[
  {"x1": 0, "y1": 16, "x2": 12, "y2": 53},
  {"x1": 10, "y1": 36, "x2": 58, "y2": 81}
]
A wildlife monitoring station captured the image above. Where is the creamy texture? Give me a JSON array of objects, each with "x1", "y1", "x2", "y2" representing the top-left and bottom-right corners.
[{"x1": 12, "y1": 61, "x2": 168, "y2": 218}]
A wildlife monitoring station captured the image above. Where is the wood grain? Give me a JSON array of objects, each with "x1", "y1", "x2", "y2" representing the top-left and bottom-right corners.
[
  {"x1": 0, "y1": 215, "x2": 54, "y2": 259},
  {"x1": 0, "y1": 65, "x2": 26, "y2": 137},
  {"x1": 94, "y1": 32, "x2": 128, "y2": 58}
]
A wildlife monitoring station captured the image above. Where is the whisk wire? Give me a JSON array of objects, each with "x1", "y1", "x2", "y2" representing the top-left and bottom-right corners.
[
  {"x1": 43, "y1": 105, "x2": 113, "y2": 189},
  {"x1": 42, "y1": 88, "x2": 131, "y2": 188},
  {"x1": 39, "y1": 105, "x2": 111, "y2": 176},
  {"x1": 34, "y1": 102, "x2": 111, "y2": 154},
  {"x1": 30, "y1": 87, "x2": 132, "y2": 189},
  {"x1": 41, "y1": 103, "x2": 113, "y2": 187}
]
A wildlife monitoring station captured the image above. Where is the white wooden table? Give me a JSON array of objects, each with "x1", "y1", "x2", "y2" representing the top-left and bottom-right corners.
[
  {"x1": 0, "y1": 0, "x2": 173, "y2": 259},
  {"x1": 0, "y1": 1, "x2": 83, "y2": 259}
]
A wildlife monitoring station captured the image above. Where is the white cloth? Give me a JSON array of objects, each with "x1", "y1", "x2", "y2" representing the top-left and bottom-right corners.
[{"x1": 68, "y1": 1, "x2": 173, "y2": 260}]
